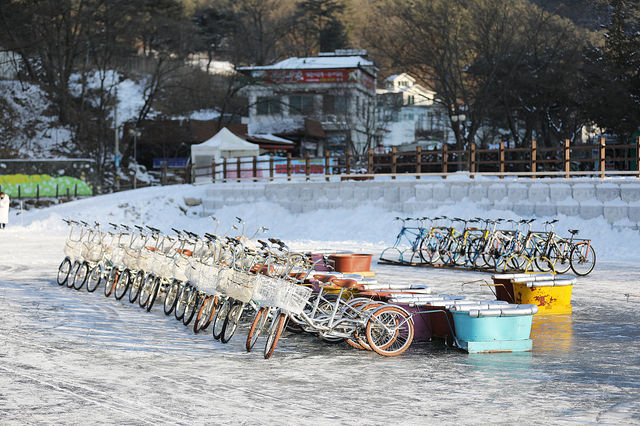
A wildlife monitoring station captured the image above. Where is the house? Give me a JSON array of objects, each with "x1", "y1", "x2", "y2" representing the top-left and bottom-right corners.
[
  {"x1": 378, "y1": 73, "x2": 435, "y2": 107},
  {"x1": 236, "y1": 49, "x2": 379, "y2": 155},
  {"x1": 376, "y1": 73, "x2": 451, "y2": 148}
]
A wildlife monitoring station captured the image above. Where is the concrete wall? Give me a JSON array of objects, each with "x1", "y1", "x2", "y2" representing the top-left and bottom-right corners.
[{"x1": 202, "y1": 178, "x2": 640, "y2": 228}]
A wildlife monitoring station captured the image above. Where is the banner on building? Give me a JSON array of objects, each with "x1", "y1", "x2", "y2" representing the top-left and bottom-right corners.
[{"x1": 220, "y1": 156, "x2": 339, "y2": 179}]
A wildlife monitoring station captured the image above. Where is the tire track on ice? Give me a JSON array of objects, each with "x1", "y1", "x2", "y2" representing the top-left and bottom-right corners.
[{"x1": 0, "y1": 364, "x2": 189, "y2": 424}]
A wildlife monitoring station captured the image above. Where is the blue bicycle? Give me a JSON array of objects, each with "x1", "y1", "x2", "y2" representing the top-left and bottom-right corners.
[{"x1": 380, "y1": 217, "x2": 432, "y2": 264}]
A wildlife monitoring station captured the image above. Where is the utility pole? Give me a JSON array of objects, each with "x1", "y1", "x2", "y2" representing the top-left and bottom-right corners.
[
  {"x1": 129, "y1": 128, "x2": 141, "y2": 189},
  {"x1": 114, "y1": 87, "x2": 120, "y2": 191}
]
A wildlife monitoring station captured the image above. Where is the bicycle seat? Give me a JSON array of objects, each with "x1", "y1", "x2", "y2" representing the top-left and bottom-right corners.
[
  {"x1": 329, "y1": 278, "x2": 358, "y2": 288},
  {"x1": 568, "y1": 229, "x2": 580, "y2": 235},
  {"x1": 289, "y1": 271, "x2": 307, "y2": 280},
  {"x1": 313, "y1": 274, "x2": 335, "y2": 283}
]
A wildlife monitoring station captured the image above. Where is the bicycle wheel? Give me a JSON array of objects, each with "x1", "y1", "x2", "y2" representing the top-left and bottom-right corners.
[
  {"x1": 507, "y1": 253, "x2": 530, "y2": 272},
  {"x1": 72, "y1": 261, "x2": 89, "y2": 290},
  {"x1": 452, "y1": 237, "x2": 467, "y2": 266},
  {"x1": 550, "y1": 244, "x2": 572, "y2": 274},
  {"x1": 66, "y1": 261, "x2": 80, "y2": 288},
  {"x1": 314, "y1": 294, "x2": 345, "y2": 344},
  {"x1": 483, "y1": 238, "x2": 506, "y2": 270},
  {"x1": 86, "y1": 264, "x2": 103, "y2": 293},
  {"x1": 201, "y1": 296, "x2": 219, "y2": 330},
  {"x1": 246, "y1": 307, "x2": 270, "y2": 351},
  {"x1": 212, "y1": 298, "x2": 231, "y2": 341},
  {"x1": 534, "y1": 244, "x2": 553, "y2": 272},
  {"x1": 138, "y1": 273, "x2": 155, "y2": 308},
  {"x1": 570, "y1": 244, "x2": 596, "y2": 276},
  {"x1": 114, "y1": 269, "x2": 131, "y2": 300},
  {"x1": 145, "y1": 277, "x2": 161, "y2": 312},
  {"x1": 182, "y1": 290, "x2": 201, "y2": 326},
  {"x1": 221, "y1": 301, "x2": 244, "y2": 344},
  {"x1": 466, "y1": 237, "x2": 486, "y2": 268},
  {"x1": 128, "y1": 271, "x2": 144, "y2": 303},
  {"x1": 104, "y1": 267, "x2": 120, "y2": 297},
  {"x1": 344, "y1": 299, "x2": 382, "y2": 351},
  {"x1": 286, "y1": 319, "x2": 304, "y2": 334},
  {"x1": 440, "y1": 237, "x2": 460, "y2": 266},
  {"x1": 194, "y1": 295, "x2": 217, "y2": 333},
  {"x1": 365, "y1": 306, "x2": 414, "y2": 357},
  {"x1": 379, "y1": 247, "x2": 403, "y2": 263},
  {"x1": 264, "y1": 311, "x2": 287, "y2": 359},
  {"x1": 174, "y1": 283, "x2": 191, "y2": 321},
  {"x1": 57, "y1": 257, "x2": 72, "y2": 286},
  {"x1": 163, "y1": 280, "x2": 181, "y2": 316},
  {"x1": 418, "y1": 236, "x2": 440, "y2": 265}
]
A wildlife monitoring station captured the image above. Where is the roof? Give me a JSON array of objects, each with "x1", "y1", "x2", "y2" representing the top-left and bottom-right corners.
[
  {"x1": 192, "y1": 128, "x2": 259, "y2": 151},
  {"x1": 385, "y1": 73, "x2": 416, "y2": 83},
  {"x1": 247, "y1": 133, "x2": 294, "y2": 144},
  {"x1": 237, "y1": 55, "x2": 375, "y2": 71}
]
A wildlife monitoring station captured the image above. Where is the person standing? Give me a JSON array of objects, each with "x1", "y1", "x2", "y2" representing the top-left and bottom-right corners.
[{"x1": 0, "y1": 192, "x2": 9, "y2": 229}]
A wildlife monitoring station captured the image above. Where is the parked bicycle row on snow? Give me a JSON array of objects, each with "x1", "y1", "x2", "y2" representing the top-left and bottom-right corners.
[
  {"x1": 55, "y1": 218, "x2": 425, "y2": 358},
  {"x1": 380, "y1": 216, "x2": 596, "y2": 275}
]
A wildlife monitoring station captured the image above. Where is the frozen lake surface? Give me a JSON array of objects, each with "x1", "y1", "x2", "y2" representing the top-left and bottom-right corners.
[{"x1": 1, "y1": 231, "x2": 639, "y2": 424}]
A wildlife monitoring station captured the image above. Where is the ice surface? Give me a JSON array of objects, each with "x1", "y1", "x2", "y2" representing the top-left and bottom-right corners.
[{"x1": 1, "y1": 185, "x2": 640, "y2": 423}]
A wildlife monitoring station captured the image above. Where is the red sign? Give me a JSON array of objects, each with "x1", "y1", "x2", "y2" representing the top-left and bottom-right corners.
[{"x1": 263, "y1": 69, "x2": 371, "y2": 86}]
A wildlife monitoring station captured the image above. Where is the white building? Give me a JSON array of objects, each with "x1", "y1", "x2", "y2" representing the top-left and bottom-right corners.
[
  {"x1": 376, "y1": 73, "x2": 451, "y2": 149},
  {"x1": 236, "y1": 50, "x2": 379, "y2": 155},
  {"x1": 378, "y1": 73, "x2": 435, "y2": 107}
]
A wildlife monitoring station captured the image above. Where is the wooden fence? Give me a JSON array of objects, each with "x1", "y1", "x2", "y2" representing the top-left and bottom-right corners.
[{"x1": 193, "y1": 137, "x2": 640, "y2": 183}]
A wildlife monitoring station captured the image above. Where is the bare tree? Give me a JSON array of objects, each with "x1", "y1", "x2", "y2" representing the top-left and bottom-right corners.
[{"x1": 364, "y1": 0, "x2": 588, "y2": 150}]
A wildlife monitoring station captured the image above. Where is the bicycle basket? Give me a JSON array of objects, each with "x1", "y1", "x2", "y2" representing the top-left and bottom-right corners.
[
  {"x1": 274, "y1": 282, "x2": 312, "y2": 315},
  {"x1": 213, "y1": 267, "x2": 233, "y2": 293},
  {"x1": 185, "y1": 259, "x2": 200, "y2": 284},
  {"x1": 81, "y1": 242, "x2": 104, "y2": 263},
  {"x1": 151, "y1": 252, "x2": 172, "y2": 278},
  {"x1": 217, "y1": 270, "x2": 257, "y2": 303},
  {"x1": 122, "y1": 247, "x2": 140, "y2": 270},
  {"x1": 172, "y1": 257, "x2": 190, "y2": 282},
  {"x1": 63, "y1": 240, "x2": 82, "y2": 258},
  {"x1": 105, "y1": 246, "x2": 125, "y2": 268},
  {"x1": 137, "y1": 249, "x2": 154, "y2": 272},
  {"x1": 251, "y1": 275, "x2": 281, "y2": 307},
  {"x1": 195, "y1": 264, "x2": 220, "y2": 294}
]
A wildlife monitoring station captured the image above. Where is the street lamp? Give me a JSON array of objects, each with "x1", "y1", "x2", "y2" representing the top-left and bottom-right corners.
[{"x1": 128, "y1": 128, "x2": 142, "y2": 189}]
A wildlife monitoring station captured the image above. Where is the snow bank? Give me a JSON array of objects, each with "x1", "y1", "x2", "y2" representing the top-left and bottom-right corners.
[{"x1": 5, "y1": 182, "x2": 639, "y2": 262}]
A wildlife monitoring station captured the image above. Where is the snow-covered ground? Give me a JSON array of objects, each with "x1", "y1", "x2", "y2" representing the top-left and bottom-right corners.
[{"x1": 1, "y1": 184, "x2": 640, "y2": 423}]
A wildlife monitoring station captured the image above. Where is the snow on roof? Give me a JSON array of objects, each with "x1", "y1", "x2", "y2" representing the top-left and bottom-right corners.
[
  {"x1": 248, "y1": 133, "x2": 294, "y2": 144},
  {"x1": 238, "y1": 55, "x2": 374, "y2": 71},
  {"x1": 385, "y1": 73, "x2": 415, "y2": 83}
]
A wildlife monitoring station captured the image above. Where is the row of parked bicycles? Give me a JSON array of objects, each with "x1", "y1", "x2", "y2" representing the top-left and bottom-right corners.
[
  {"x1": 56, "y1": 218, "x2": 416, "y2": 358},
  {"x1": 380, "y1": 216, "x2": 596, "y2": 276}
]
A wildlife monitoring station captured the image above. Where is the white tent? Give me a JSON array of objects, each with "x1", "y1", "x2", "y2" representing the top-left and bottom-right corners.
[{"x1": 191, "y1": 128, "x2": 260, "y2": 169}]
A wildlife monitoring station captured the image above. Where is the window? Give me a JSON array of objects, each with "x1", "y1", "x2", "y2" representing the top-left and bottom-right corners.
[
  {"x1": 324, "y1": 95, "x2": 347, "y2": 115},
  {"x1": 289, "y1": 94, "x2": 314, "y2": 115},
  {"x1": 407, "y1": 95, "x2": 415, "y2": 105},
  {"x1": 256, "y1": 96, "x2": 281, "y2": 115}
]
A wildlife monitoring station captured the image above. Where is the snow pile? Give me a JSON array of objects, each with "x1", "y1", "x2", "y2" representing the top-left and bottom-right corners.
[{"x1": 5, "y1": 182, "x2": 639, "y2": 262}]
